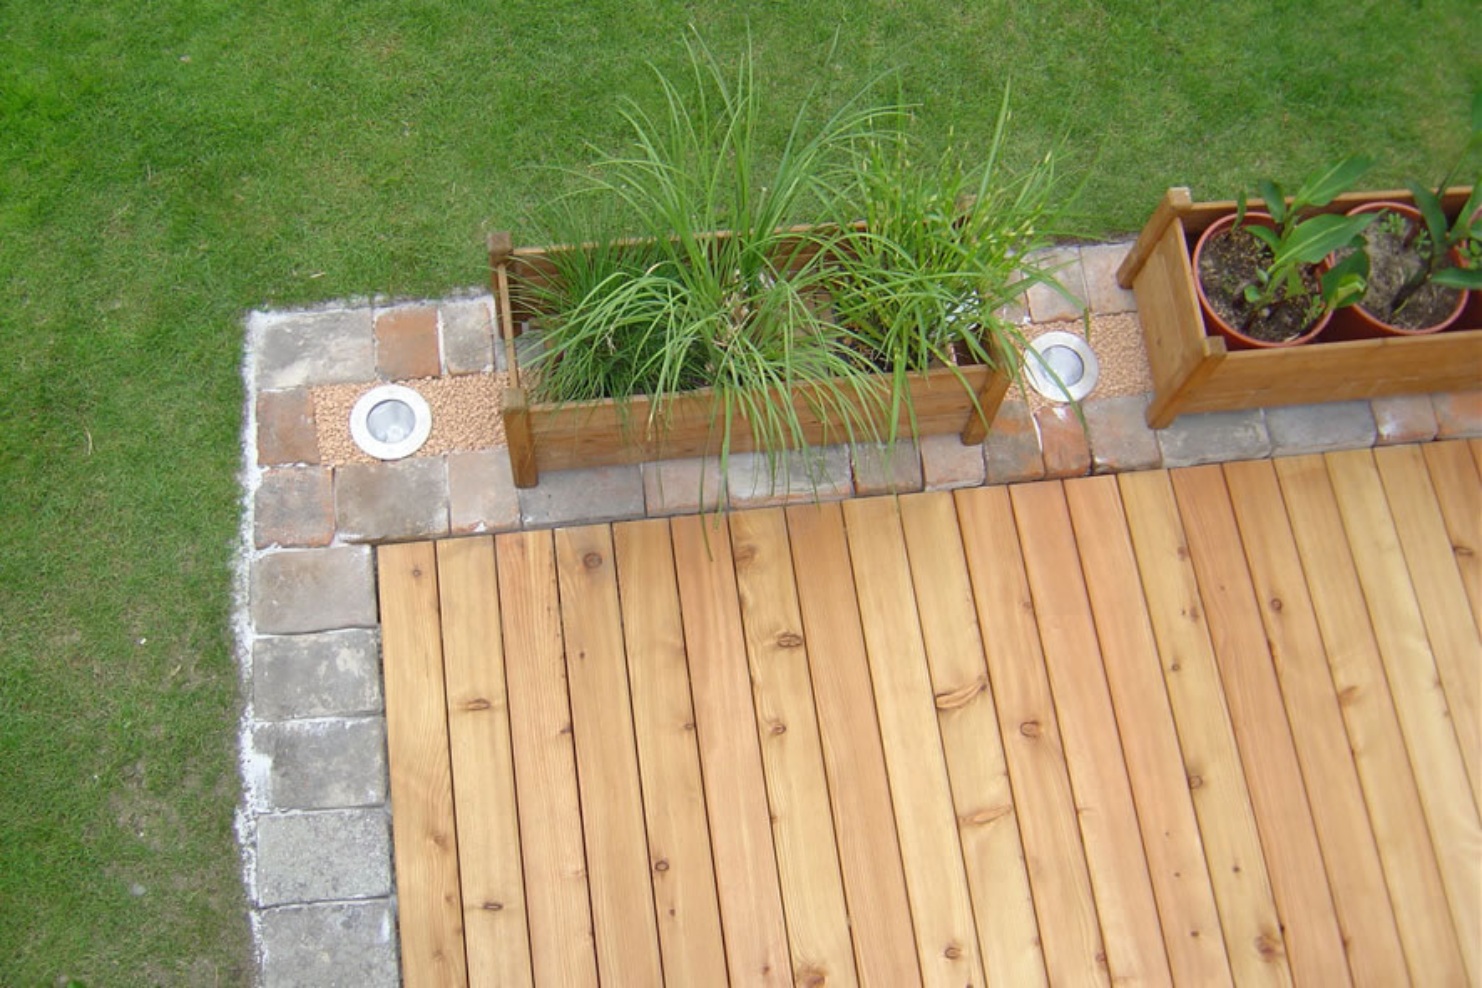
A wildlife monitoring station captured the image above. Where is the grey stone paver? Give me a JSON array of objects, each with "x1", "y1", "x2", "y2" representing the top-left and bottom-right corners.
[
  {"x1": 259, "y1": 900, "x2": 399, "y2": 988},
  {"x1": 519, "y1": 463, "x2": 646, "y2": 527},
  {"x1": 335, "y1": 458, "x2": 450, "y2": 543},
  {"x1": 441, "y1": 298, "x2": 496, "y2": 375},
  {"x1": 257, "y1": 309, "x2": 375, "y2": 390},
  {"x1": 1086, "y1": 394, "x2": 1162, "y2": 474},
  {"x1": 643, "y1": 456, "x2": 726, "y2": 516},
  {"x1": 920, "y1": 433, "x2": 986, "y2": 491},
  {"x1": 251, "y1": 547, "x2": 377, "y2": 635},
  {"x1": 1079, "y1": 243, "x2": 1139, "y2": 314},
  {"x1": 448, "y1": 449, "x2": 521, "y2": 534},
  {"x1": 983, "y1": 400, "x2": 1045, "y2": 485},
  {"x1": 255, "y1": 466, "x2": 335, "y2": 549},
  {"x1": 253, "y1": 630, "x2": 383, "y2": 721},
  {"x1": 251, "y1": 719, "x2": 387, "y2": 811},
  {"x1": 255, "y1": 809, "x2": 391, "y2": 907},
  {"x1": 1266, "y1": 401, "x2": 1377, "y2": 457},
  {"x1": 1156, "y1": 409, "x2": 1272, "y2": 467},
  {"x1": 851, "y1": 441, "x2": 924, "y2": 496},
  {"x1": 1025, "y1": 246, "x2": 1088, "y2": 323},
  {"x1": 727, "y1": 447, "x2": 852, "y2": 507}
]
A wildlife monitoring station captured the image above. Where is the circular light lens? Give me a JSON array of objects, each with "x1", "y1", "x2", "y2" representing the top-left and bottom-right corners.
[
  {"x1": 1025, "y1": 330, "x2": 1099, "y2": 403},
  {"x1": 349, "y1": 385, "x2": 433, "y2": 460},
  {"x1": 366, "y1": 399, "x2": 416, "y2": 444},
  {"x1": 1043, "y1": 346, "x2": 1085, "y2": 387}
]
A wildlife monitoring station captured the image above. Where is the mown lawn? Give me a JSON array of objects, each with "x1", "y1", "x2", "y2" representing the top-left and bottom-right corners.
[{"x1": 0, "y1": 1, "x2": 1475, "y2": 982}]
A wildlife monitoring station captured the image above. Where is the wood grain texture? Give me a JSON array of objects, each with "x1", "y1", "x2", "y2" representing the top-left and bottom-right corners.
[
  {"x1": 1421, "y1": 440, "x2": 1482, "y2": 630},
  {"x1": 554, "y1": 525, "x2": 664, "y2": 986},
  {"x1": 1274, "y1": 455, "x2": 1469, "y2": 987},
  {"x1": 842, "y1": 497, "x2": 986, "y2": 988},
  {"x1": 1222, "y1": 460, "x2": 1409, "y2": 988},
  {"x1": 785, "y1": 502, "x2": 922, "y2": 987},
  {"x1": 434, "y1": 537, "x2": 532, "y2": 988},
  {"x1": 670, "y1": 514, "x2": 793, "y2": 987},
  {"x1": 377, "y1": 542, "x2": 470, "y2": 988},
  {"x1": 955, "y1": 486, "x2": 1110, "y2": 988},
  {"x1": 611, "y1": 519, "x2": 729, "y2": 987},
  {"x1": 1064, "y1": 477, "x2": 1232, "y2": 988},
  {"x1": 495, "y1": 531, "x2": 599, "y2": 988},
  {"x1": 1118, "y1": 471, "x2": 1293, "y2": 988},
  {"x1": 729, "y1": 508, "x2": 859, "y2": 988},
  {"x1": 898, "y1": 492, "x2": 1047, "y2": 988}
]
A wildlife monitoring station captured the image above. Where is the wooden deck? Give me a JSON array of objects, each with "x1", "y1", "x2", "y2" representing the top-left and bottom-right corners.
[{"x1": 377, "y1": 444, "x2": 1482, "y2": 988}]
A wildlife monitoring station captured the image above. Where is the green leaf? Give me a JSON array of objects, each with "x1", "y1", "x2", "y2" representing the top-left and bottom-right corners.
[
  {"x1": 1243, "y1": 223, "x2": 1280, "y2": 253},
  {"x1": 1258, "y1": 179, "x2": 1286, "y2": 226},
  {"x1": 1449, "y1": 183, "x2": 1482, "y2": 243},
  {"x1": 1432, "y1": 265, "x2": 1482, "y2": 290},
  {"x1": 1407, "y1": 180, "x2": 1450, "y2": 250},
  {"x1": 1292, "y1": 155, "x2": 1374, "y2": 210},
  {"x1": 1321, "y1": 248, "x2": 1369, "y2": 307},
  {"x1": 1273, "y1": 213, "x2": 1375, "y2": 267},
  {"x1": 1235, "y1": 190, "x2": 1248, "y2": 227}
]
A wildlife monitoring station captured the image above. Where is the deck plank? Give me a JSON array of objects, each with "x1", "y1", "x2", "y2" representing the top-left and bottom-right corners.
[
  {"x1": 1274, "y1": 455, "x2": 1470, "y2": 986},
  {"x1": 434, "y1": 537, "x2": 532, "y2": 988},
  {"x1": 1323, "y1": 450, "x2": 1482, "y2": 982},
  {"x1": 670, "y1": 515, "x2": 793, "y2": 987},
  {"x1": 495, "y1": 531, "x2": 599, "y2": 988},
  {"x1": 377, "y1": 542, "x2": 470, "y2": 988},
  {"x1": 785, "y1": 503, "x2": 922, "y2": 987},
  {"x1": 1222, "y1": 461, "x2": 1409, "y2": 988},
  {"x1": 843, "y1": 497, "x2": 987, "y2": 988},
  {"x1": 898, "y1": 491, "x2": 1047, "y2": 988},
  {"x1": 1374, "y1": 445, "x2": 1482, "y2": 804},
  {"x1": 553, "y1": 525, "x2": 664, "y2": 985},
  {"x1": 955, "y1": 486, "x2": 1109, "y2": 988},
  {"x1": 611, "y1": 519, "x2": 729, "y2": 987},
  {"x1": 1118, "y1": 471, "x2": 1293, "y2": 988},
  {"x1": 729, "y1": 509, "x2": 858, "y2": 988},
  {"x1": 1421, "y1": 441, "x2": 1482, "y2": 630},
  {"x1": 1010, "y1": 482, "x2": 1173, "y2": 988},
  {"x1": 1064, "y1": 477, "x2": 1232, "y2": 988}
]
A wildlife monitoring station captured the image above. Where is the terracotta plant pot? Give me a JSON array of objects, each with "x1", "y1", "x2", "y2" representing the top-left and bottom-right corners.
[
  {"x1": 1324, "y1": 201, "x2": 1468, "y2": 341},
  {"x1": 1192, "y1": 212, "x2": 1332, "y2": 350}
]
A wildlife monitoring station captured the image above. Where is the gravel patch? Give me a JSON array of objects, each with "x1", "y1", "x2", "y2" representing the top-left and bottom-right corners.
[
  {"x1": 1014, "y1": 312, "x2": 1152, "y2": 413},
  {"x1": 312, "y1": 373, "x2": 507, "y2": 466}
]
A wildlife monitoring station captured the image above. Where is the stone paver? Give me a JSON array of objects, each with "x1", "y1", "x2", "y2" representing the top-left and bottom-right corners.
[
  {"x1": 257, "y1": 389, "x2": 320, "y2": 467},
  {"x1": 851, "y1": 441, "x2": 924, "y2": 496},
  {"x1": 448, "y1": 449, "x2": 521, "y2": 534},
  {"x1": 1025, "y1": 246, "x2": 1088, "y2": 323},
  {"x1": 257, "y1": 309, "x2": 375, "y2": 390},
  {"x1": 335, "y1": 458, "x2": 450, "y2": 543},
  {"x1": 643, "y1": 456, "x2": 726, "y2": 516},
  {"x1": 258, "y1": 900, "x2": 399, "y2": 988},
  {"x1": 1085, "y1": 394, "x2": 1162, "y2": 474},
  {"x1": 255, "y1": 809, "x2": 391, "y2": 907},
  {"x1": 1156, "y1": 409, "x2": 1272, "y2": 468},
  {"x1": 919, "y1": 434, "x2": 986, "y2": 491},
  {"x1": 1036, "y1": 404, "x2": 1091, "y2": 479},
  {"x1": 251, "y1": 547, "x2": 377, "y2": 635},
  {"x1": 1433, "y1": 390, "x2": 1482, "y2": 439},
  {"x1": 1266, "y1": 401, "x2": 1377, "y2": 457},
  {"x1": 441, "y1": 298, "x2": 496, "y2": 375},
  {"x1": 253, "y1": 629, "x2": 383, "y2": 721},
  {"x1": 251, "y1": 719, "x2": 387, "y2": 811},
  {"x1": 374, "y1": 306, "x2": 440, "y2": 380},
  {"x1": 1371, "y1": 395, "x2": 1439, "y2": 445},
  {"x1": 983, "y1": 400, "x2": 1045, "y2": 485},
  {"x1": 519, "y1": 464, "x2": 646, "y2": 527},
  {"x1": 255, "y1": 467, "x2": 334, "y2": 549},
  {"x1": 1079, "y1": 243, "x2": 1139, "y2": 314},
  {"x1": 727, "y1": 447, "x2": 852, "y2": 507}
]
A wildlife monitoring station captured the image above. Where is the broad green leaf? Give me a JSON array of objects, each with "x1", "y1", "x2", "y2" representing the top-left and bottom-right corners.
[
  {"x1": 1273, "y1": 212, "x2": 1375, "y2": 267},
  {"x1": 1258, "y1": 179, "x2": 1286, "y2": 226},
  {"x1": 1292, "y1": 155, "x2": 1374, "y2": 210},
  {"x1": 1235, "y1": 190, "x2": 1248, "y2": 227},
  {"x1": 1244, "y1": 223, "x2": 1280, "y2": 253},
  {"x1": 1432, "y1": 265, "x2": 1482, "y2": 289},
  {"x1": 1407, "y1": 180, "x2": 1449, "y2": 250},
  {"x1": 1450, "y1": 183, "x2": 1482, "y2": 242},
  {"x1": 1321, "y1": 249, "x2": 1369, "y2": 307}
]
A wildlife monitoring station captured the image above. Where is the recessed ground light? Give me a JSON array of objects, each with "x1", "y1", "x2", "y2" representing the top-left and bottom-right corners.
[
  {"x1": 349, "y1": 384, "x2": 433, "y2": 460},
  {"x1": 1024, "y1": 330, "x2": 1099, "y2": 403}
]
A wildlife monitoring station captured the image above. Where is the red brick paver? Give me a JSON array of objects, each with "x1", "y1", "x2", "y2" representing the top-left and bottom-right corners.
[
  {"x1": 375, "y1": 307, "x2": 440, "y2": 380},
  {"x1": 257, "y1": 389, "x2": 320, "y2": 466},
  {"x1": 1035, "y1": 404, "x2": 1091, "y2": 478}
]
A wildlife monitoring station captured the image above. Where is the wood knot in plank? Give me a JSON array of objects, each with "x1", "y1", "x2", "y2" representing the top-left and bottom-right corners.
[
  {"x1": 943, "y1": 942, "x2": 963, "y2": 960},
  {"x1": 733, "y1": 543, "x2": 758, "y2": 566},
  {"x1": 582, "y1": 551, "x2": 603, "y2": 570},
  {"x1": 1018, "y1": 720, "x2": 1042, "y2": 738},
  {"x1": 1187, "y1": 773, "x2": 1204, "y2": 790},
  {"x1": 796, "y1": 964, "x2": 827, "y2": 987},
  {"x1": 411, "y1": 566, "x2": 424, "y2": 579},
  {"x1": 768, "y1": 719, "x2": 787, "y2": 736},
  {"x1": 935, "y1": 678, "x2": 986, "y2": 710},
  {"x1": 1268, "y1": 596, "x2": 1283, "y2": 613},
  {"x1": 479, "y1": 901, "x2": 504, "y2": 911},
  {"x1": 1255, "y1": 932, "x2": 1285, "y2": 960},
  {"x1": 776, "y1": 631, "x2": 804, "y2": 649},
  {"x1": 463, "y1": 697, "x2": 492, "y2": 712},
  {"x1": 1455, "y1": 542, "x2": 1475, "y2": 558},
  {"x1": 653, "y1": 858, "x2": 670, "y2": 873},
  {"x1": 961, "y1": 805, "x2": 1011, "y2": 827},
  {"x1": 1337, "y1": 684, "x2": 1361, "y2": 706}
]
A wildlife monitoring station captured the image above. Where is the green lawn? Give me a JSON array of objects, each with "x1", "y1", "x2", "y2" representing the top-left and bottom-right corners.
[{"x1": 0, "y1": 1, "x2": 1475, "y2": 982}]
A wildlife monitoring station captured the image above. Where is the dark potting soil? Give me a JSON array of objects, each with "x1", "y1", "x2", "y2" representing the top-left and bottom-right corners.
[
  {"x1": 1352, "y1": 211, "x2": 1463, "y2": 330},
  {"x1": 1198, "y1": 225, "x2": 1322, "y2": 344}
]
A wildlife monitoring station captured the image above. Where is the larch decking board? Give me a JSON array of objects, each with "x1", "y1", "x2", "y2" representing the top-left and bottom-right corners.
[
  {"x1": 785, "y1": 503, "x2": 923, "y2": 987},
  {"x1": 842, "y1": 498, "x2": 987, "y2": 988},
  {"x1": 1323, "y1": 450, "x2": 1482, "y2": 982},
  {"x1": 1118, "y1": 471, "x2": 1294, "y2": 988},
  {"x1": 1471, "y1": 437, "x2": 1482, "y2": 475},
  {"x1": 728, "y1": 509, "x2": 859, "y2": 988},
  {"x1": 669, "y1": 515, "x2": 793, "y2": 987},
  {"x1": 1374, "y1": 445, "x2": 1482, "y2": 804},
  {"x1": 433, "y1": 538, "x2": 533, "y2": 988},
  {"x1": 898, "y1": 492, "x2": 1047, "y2": 988},
  {"x1": 1222, "y1": 461, "x2": 1410, "y2": 988},
  {"x1": 495, "y1": 531, "x2": 599, "y2": 988},
  {"x1": 1170, "y1": 466, "x2": 1353, "y2": 988},
  {"x1": 377, "y1": 542, "x2": 470, "y2": 988},
  {"x1": 1421, "y1": 441, "x2": 1482, "y2": 630},
  {"x1": 611, "y1": 520, "x2": 729, "y2": 988},
  {"x1": 1274, "y1": 455, "x2": 1470, "y2": 987},
  {"x1": 1009, "y1": 482, "x2": 1173, "y2": 988},
  {"x1": 1064, "y1": 477, "x2": 1233, "y2": 988},
  {"x1": 553, "y1": 526, "x2": 665, "y2": 986},
  {"x1": 954, "y1": 486, "x2": 1110, "y2": 988}
]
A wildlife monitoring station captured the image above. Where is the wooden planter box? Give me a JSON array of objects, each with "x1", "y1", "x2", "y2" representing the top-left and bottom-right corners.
[
  {"x1": 488, "y1": 231, "x2": 1011, "y2": 488},
  {"x1": 1116, "y1": 187, "x2": 1481, "y2": 428}
]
